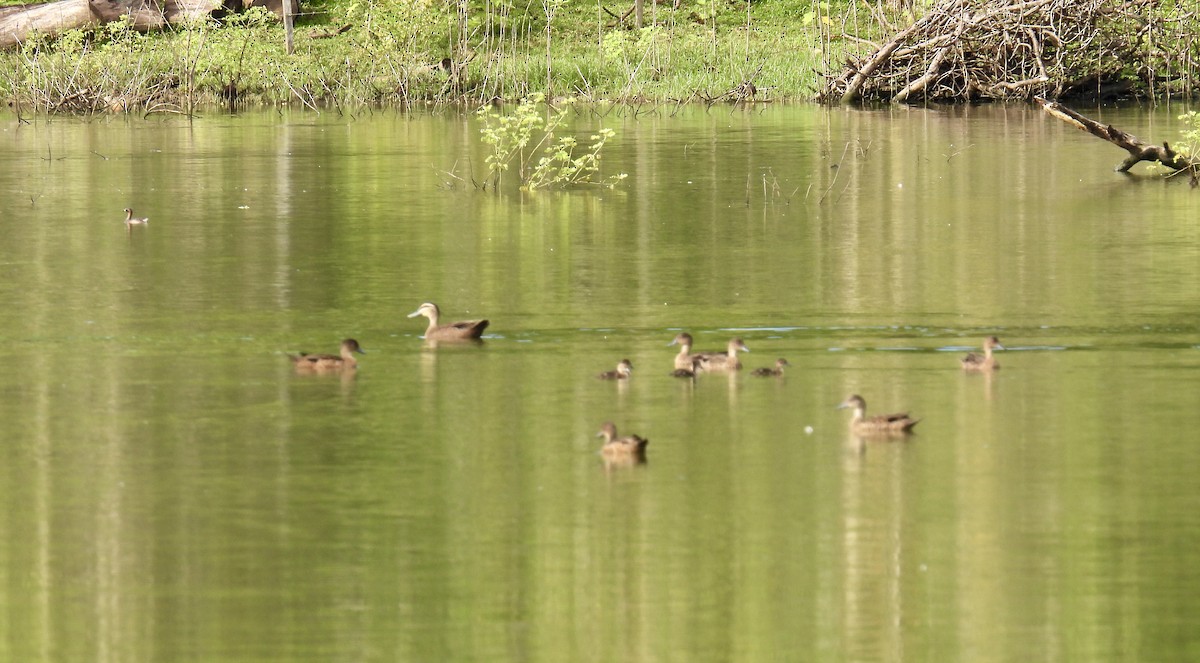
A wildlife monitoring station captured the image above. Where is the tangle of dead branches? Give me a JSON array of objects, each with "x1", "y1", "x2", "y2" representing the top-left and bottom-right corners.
[{"x1": 823, "y1": 0, "x2": 1200, "y2": 103}]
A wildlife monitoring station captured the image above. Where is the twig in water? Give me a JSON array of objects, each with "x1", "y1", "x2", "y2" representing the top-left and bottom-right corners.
[{"x1": 943, "y1": 144, "x2": 973, "y2": 161}]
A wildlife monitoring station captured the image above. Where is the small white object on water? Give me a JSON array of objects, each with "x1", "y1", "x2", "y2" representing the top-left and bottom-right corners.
[
  {"x1": 897, "y1": 182, "x2": 903, "y2": 189},
  {"x1": 804, "y1": 426, "x2": 814, "y2": 435}
]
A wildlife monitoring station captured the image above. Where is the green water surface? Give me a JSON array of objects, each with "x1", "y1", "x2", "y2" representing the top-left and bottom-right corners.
[{"x1": 0, "y1": 104, "x2": 1198, "y2": 662}]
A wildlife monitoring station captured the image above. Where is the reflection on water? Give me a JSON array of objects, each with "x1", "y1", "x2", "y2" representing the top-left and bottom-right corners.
[{"x1": 0, "y1": 105, "x2": 1198, "y2": 661}]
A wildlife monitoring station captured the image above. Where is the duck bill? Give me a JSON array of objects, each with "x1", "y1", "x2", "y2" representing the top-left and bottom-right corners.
[{"x1": 406, "y1": 309, "x2": 423, "y2": 318}]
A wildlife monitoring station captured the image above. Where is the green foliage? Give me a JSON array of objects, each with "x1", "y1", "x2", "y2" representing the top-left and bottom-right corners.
[
  {"x1": 1176, "y1": 111, "x2": 1200, "y2": 158},
  {"x1": 477, "y1": 93, "x2": 626, "y2": 191},
  {"x1": 0, "y1": 0, "x2": 839, "y2": 110}
]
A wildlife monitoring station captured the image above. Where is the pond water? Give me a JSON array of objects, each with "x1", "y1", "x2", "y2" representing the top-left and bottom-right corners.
[{"x1": 0, "y1": 103, "x2": 1198, "y2": 662}]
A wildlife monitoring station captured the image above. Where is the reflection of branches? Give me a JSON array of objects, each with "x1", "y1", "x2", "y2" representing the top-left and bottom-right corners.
[{"x1": 815, "y1": 140, "x2": 871, "y2": 205}]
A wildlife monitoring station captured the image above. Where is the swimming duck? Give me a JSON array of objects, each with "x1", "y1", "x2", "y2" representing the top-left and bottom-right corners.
[
  {"x1": 695, "y1": 337, "x2": 750, "y2": 371},
  {"x1": 751, "y1": 358, "x2": 790, "y2": 377},
  {"x1": 961, "y1": 336, "x2": 1004, "y2": 371},
  {"x1": 836, "y1": 394, "x2": 920, "y2": 435},
  {"x1": 668, "y1": 332, "x2": 702, "y2": 370},
  {"x1": 597, "y1": 422, "x2": 648, "y2": 462},
  {"x1": 670, "y1": 356, "x2": 704, "y2": 378},
  {"x1": 407, "y1": 302, "x2": 489, "y2": 340},
  {"x1": 289, "y1": 338, "x2": 365, "y2": 371},
  {"x1": 598, "y1": 359, "x2": 634, "y2": 380},
  {"x1": 123, "y1": 208, "x2": 149, "y2": 226}
]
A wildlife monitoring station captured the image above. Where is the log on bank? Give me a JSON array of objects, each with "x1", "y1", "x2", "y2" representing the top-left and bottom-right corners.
[{"x1": 0, "y1": 0, "x2": 287, "y2": 49}]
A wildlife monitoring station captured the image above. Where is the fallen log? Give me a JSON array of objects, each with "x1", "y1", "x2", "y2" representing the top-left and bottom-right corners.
[
  {"x1": 1, "y1": 0, "x2": 288, "y2": 50},
  {"x1": 0, "y1": 0, "x2": 98, "y2": 48},
  {"x1": 1036, "y1": 97, "x2": 1199, "y2": 182}
]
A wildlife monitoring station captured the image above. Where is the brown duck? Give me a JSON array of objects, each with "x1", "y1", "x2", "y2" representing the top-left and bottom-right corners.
[
  {"x1": 837, "y1": 394, "x2": 920, "y2": 435},
  {"x1": 289, "y1": 338, "x2": 365, "y2": 371},
  {"x1": 668, "y1": 332, "x2": 702, "y2": 371},
  {"x1": 123, "y1": 208, "x2": 149, "y2": 226},
  {"x1": 597, "y1": 422, "x2": 648, "y2": 462},
  {"x1": 598, "y1": 359, "x2": 634, "y2": 380},
  {"x1": 407, "y1": 302, "x2": 489, "y2": 340},
  {"x1": 961, "y1": 336, "x2": 1004, "y2": 371},
  {"x1": 751, "y1": 358, "x2": 790, "y2": 377},
  {"x1": 695, "y1": 337, "x2": 750, "y2": 372}
]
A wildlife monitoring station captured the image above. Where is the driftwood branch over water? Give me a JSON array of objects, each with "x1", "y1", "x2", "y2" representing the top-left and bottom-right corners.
[
  {"x1": 824, "y1": 0, "x2": 1198, "y2": 103},
  {"x1": 1037, "y1": 97, "x2": 1200, "y2": 182}
]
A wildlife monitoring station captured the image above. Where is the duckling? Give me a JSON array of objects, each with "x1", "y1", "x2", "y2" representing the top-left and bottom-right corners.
[
  {"x1": 123, "y1": 208, "x2": 149, "y2": 226},
  {"x1": 289, "y1": 338, "x2": 365, "y2": 371},
  {"x1": 598, "y1": 359, "x2": 634, "y2": 380},
  {"x1": 961, "y1": 336, "x2": 1004, "y2": 371},
  {"x1": 695, "y1": 337, "x2": 750, "y2": 372},
  {"x1": 597, "y1": 422, "x2": 648, "y2": 462},
  {"x1": 836, "y1": 394, "x2": 919, "y2": 435},
  {"x1": 751, "y1": 358, "x2": 790, "y2": 377},
  {"x1": 407, "y1": 302, "x2": 489, "y2": 340}
]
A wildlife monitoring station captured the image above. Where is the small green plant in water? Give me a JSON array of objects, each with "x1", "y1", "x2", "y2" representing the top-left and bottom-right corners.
[
  {"x1": 1176, "y1": 110, "x2": 1200, "y2": 158},
  {"x1": 477, "y1": 93, "x2": 627, "y2": 191}
]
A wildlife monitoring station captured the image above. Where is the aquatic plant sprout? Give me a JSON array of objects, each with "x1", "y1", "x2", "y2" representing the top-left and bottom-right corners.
[{"x1": 477, "y1": 93, "x2": 627, "y2": 191}]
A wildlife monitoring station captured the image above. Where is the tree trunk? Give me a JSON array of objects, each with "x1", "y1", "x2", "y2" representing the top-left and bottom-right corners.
[
  {"x1": 0, "y1": 0, "x2": 98, "y2": 49},
  {"x1": 1036, "y1": 97, "x2": 1200, "y2": 180},
  {"x1": 89, "y1": 0, "x2": 226, "y2": 28},
  {"x1": 1, "y1": 0, "x2": 287, "y2": 49}
]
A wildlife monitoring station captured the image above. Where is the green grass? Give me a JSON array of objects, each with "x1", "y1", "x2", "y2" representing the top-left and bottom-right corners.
[{"x1": 0, "y1": 0, "x2": 849, "y2": 112}]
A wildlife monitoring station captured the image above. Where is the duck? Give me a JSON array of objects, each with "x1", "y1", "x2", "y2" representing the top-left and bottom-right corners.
[
  {"x1": 598, "y1": 359, "x2": 634, "y2": 380},
  {"x1": 836, "y1": 394, "x2": 920, "y2": 435},
  {"x1": 123, "y1": 208, "x2": 149, "y2": 226},
  {"x1": 961, "y1": 336, "x2": 1004, "y2": 371},
  {"x1": 289, "y1": 338, "x2": 365, "y2": 371},
  {"x1": 407, "y1": 302, "x2": 489, "y2": 340},
  {"x1": 751, "y1": 358, "x2": 790, "y2": 377},
  {"x1": 695, "y1": 337, "x2": 750, "y2": 372},
  {"x1": 597, "y1": 422, "x2": 648, "y2": 462},
  {"x1": 668, "y1": 332, "x2": 701, "y2": 370},
  {"x1": 670, "y1": 356, "x2": 704, "y2": 378}
]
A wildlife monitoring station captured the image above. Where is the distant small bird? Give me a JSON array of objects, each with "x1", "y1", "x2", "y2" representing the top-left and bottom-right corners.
[
  {"x1": 751, "y1": 358, "x2": 790, "y2": 377},
  {"x1": 596, "y1": 421, "x2": 648, "y2": 463},
  {"x1": 836, "y1": 394, "x2": 920, "y2": 435},
  {"x1": 123, "y1": 208, "x2": 149, "y2": 226},
  {"x1": 961, "y1": 336, "x2": 1004, "y2": 371},
  {"x1": 598, "y1": 359, "x2": 634, "y2": 380},
  {"x1": 289, "y1": 338, "x2": 365, "y2": 372}
]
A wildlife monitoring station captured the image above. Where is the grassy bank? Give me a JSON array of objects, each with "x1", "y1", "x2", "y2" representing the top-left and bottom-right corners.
[{"x1": 0, "y1": 0, "x2": 852, "y2": 113}]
